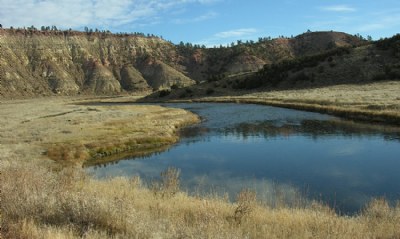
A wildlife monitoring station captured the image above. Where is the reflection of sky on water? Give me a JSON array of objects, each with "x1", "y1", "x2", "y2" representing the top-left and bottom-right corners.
[{"x1": 87, "y1": 103, "x2": 400, "y2": 214}]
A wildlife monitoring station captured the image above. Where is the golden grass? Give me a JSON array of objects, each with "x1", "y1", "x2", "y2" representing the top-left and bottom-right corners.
[
  {"x1": 0, "y1": 97, "x2": 199, "y2": 166},
  {"x1": 2, "y1": 158, "x2": 400, "y2": 239}
]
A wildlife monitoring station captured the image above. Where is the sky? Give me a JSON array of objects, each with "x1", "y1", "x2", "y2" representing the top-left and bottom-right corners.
[{"x1": 1, "y1": 0, "x2": 400, "y2": 46}]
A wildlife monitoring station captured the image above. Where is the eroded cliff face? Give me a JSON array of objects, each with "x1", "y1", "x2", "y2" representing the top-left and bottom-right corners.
[
  {"x1": 0, "y1": 29, "x2": 363, "y2": 98},
  {"x1": 0, "y1": 29, "x2": 195, "y2": 98}
]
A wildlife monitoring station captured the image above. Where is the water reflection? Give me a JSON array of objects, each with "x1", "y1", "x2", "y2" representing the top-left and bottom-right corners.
[
  {"x1": 220, "y1": 119, "x2": 400, "y2": 141},
  {"x1": 87, "y1": 103, "x2": 400, "y2": 214}
]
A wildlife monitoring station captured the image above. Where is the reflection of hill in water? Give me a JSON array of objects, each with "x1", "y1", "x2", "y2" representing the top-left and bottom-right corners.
[
  {"x1": 180, "y1": 119, "x2": 400, "y2": 142},
  {"x1": 223, "y1": 120, "x2": 400, "y2": 141}
]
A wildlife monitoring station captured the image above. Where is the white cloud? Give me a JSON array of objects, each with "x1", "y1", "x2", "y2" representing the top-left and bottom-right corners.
[
  {"x1": 321, "y1": 5, "x2": 356, "y2": 13},
  {"x1": 0, "y1": 0, "x2": 219, "y2": 29},
  {"x1": 309, "y1": 16, "x2": 353, "y2": 29},
  {"x1": 195, "y1": 28, "x2": 259, "y2": 47},
  {"x1": 173, "y1": 11, "x2": 217, "y2": 24},
  {"x1": 197, "y1": 0, "x2": 221, "y2": 4},
  {"x1": 214, "y1": 28, "x2": 258, "y2": 39},
  {"x1": 358, "y1": 14, "x2": 400, "y2": 32}
]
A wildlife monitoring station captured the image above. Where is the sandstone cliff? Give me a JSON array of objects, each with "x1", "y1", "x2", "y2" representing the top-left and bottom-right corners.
[{"x1": 0, "y1": 29, "x2": 194, "y2": 98}]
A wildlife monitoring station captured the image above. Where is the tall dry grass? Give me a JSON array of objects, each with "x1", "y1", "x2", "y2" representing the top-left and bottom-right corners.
[{"x1": 1, "y1": 158, "x2": 400, "y2": 239}]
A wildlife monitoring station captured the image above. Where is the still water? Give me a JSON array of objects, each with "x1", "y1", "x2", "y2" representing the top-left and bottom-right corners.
[{"x1": 87, "y1": 103, "x2": 400, "y2": 214}]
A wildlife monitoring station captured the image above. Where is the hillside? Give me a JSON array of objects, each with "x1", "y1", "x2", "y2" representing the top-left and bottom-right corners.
[
  {"x1": 146, "y1": 34, "x2": 399, "y2": 100},
  {"x1": 0, "y1": 29, "x2": 363, "y2": 98},
  {"x1": 0, "y1": 29, "x2": 194, "y2": 98},
  {"x1": 177, "y1": 31, "x2": 363, "y2": 82}
]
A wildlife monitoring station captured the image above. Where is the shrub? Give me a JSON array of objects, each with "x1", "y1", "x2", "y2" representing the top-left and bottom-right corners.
[
  {"x1": 158, "y1": 89, "x2": 171, "y2": 97},
  {"x1": 234, "y1": 189, "x2": 257, "y2": 224},
  {"x1": 179, "y1": 92, "x2": 187, "y2": 98},
  {"x1": 362, "y1": 198, "x2": 391, "y2": 220},
  {"x1": 185, "y1": 88, "x2": 193, "y2": 94},
  {"x1": 171, "y1": 84, "x2": 181, "y2": 90},
  {"x1": 206, "y1": 88, "x2": 215, "y2": 95},
  {"x1": 151, "y1": 167, "x2": 181, "y2": 198},
  {"x1": 293, "y1": 72, "x2": 310, "y2": 82}
]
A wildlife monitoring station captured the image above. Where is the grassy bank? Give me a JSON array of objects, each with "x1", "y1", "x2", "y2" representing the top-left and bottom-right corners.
[
  {"x1": 0, "y1": 97, "x2": 199, "y2": 166},
  {"x1": 2, "y1": 159, "x2": 400, "y2": 238}
]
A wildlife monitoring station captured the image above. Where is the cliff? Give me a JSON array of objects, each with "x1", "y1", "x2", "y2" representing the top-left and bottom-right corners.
[
  {"x1": 0, "y1": 29, "x2": 363, "y2": 98},
  {"x1": 0, "y1": 29, "x2": 194, "y2": 98}
]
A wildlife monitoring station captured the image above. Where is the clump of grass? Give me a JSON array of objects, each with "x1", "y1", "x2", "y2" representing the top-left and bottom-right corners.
[
  {"x1": 233, "y1": 189, "x2": 257, "y2": 224},
  {"x1": 46, "y1": 143, "x2": 89, "y2": 162},
  {"x1": 151, "y1": 167, "x2": 181, "y2": 198}
]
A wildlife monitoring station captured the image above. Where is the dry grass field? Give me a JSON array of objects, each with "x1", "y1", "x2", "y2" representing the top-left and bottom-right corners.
[
  {"x1": 1, "y1": 91, "x2": 400, "y2": 238},
  {"x1": 2, "y1": 158, "x2": 400, "y2": 239}
]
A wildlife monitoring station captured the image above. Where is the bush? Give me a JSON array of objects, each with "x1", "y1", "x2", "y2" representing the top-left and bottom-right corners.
[
  {"x1": 372, "y1": 73, "x2": 387, "y2": 81},
  {"x1": 151, "y1": 167, "x2": 180, "y2": 198},
  {"x1": 206, "y1": 88, "x2": 215, "y2": 95},
  {"x1": 372, "y1": 65, "x2": 400, "y2": 81},
  {"x1": 207, "y1": 73, "x2": 226, "y2": 83},
  {"x1": 234, "y1": 189, "x2": 257, "y2": 224},
  {"x1": 158, "y1": 89, "x2": 171, "y2": 97},
  {"x1": 245, "y1": 77, "x2": 263, "y2": 89},
  {"x1": 376, "y1": 34, "x2": 400, "y2": 58},
  {"x1": 171, "y1": 83, "x2": 183, "y2": 90},
  {"x1": 293, "y1": 72, "x2": 310, "y2": 82}
]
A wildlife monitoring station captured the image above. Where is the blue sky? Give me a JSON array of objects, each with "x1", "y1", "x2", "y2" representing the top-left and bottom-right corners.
[{"x1": 1, "y1": 0, "x2": 400, "y2": 46}]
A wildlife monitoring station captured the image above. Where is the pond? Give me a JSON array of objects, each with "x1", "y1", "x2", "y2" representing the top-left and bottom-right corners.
[{"x1": 87, "y1": 103, "x2": 400, "y2": 214}]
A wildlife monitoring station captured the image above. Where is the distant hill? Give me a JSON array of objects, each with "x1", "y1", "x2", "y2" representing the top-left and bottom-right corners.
[
  {"x1": 144, "y1": 33, "x2": 400, "y2": 100},
  {"x1": 0, "y1": 28, "x2": 364, "y2": 98},
  {"x1": 179, "y1": 31, "x2": 364, "y2": 83},
  {"x1": 233, "y1": 33, "x2": 400, "y2": 90}
]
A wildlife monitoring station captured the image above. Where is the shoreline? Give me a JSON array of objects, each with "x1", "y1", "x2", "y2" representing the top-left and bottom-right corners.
[
  {"x1": 189, "y1": 97, "x2": 400, "y2": 126},
  {"x1": 138, "y1": 81, "x2": 400, "y2": 126},
  {"x1": 139, "y1": 96, "x2": 400, "y2": 126}
]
